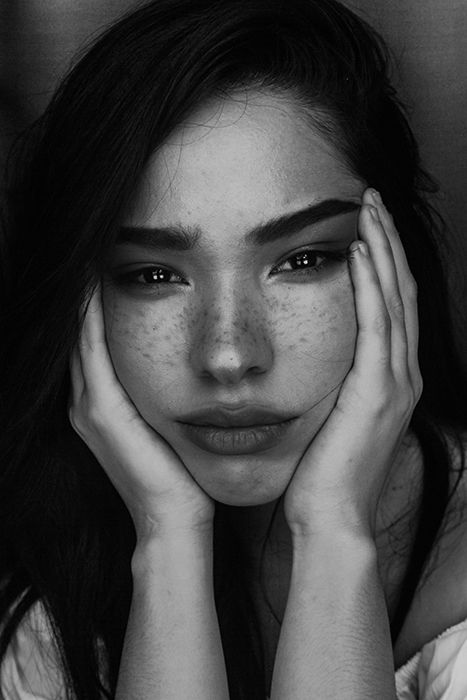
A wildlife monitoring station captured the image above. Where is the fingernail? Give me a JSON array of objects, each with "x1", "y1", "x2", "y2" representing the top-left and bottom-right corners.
[
  {"x1": 369, "y1": 188, "x2": 382, "y2": 203},
  {"x1": 349, "y1": 240, "x2": 368, "y2": 256}
]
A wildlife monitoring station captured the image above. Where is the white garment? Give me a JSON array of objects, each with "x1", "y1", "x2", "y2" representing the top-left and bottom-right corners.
[
  {"x1": 395, "y1": 618, "x2": 467, "y2": 699},
  {"x1": 0, "y1": 601, "x2": 65, "y2": 700},
  {"x1": 2, "y1": 602, "x2": 467, "y2": 699}
]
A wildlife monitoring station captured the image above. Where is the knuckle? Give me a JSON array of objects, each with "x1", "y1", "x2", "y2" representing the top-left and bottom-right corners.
[
  {"x1": 397, "y1": 380, "x2": 423, "y2": 414},
  {"x1": 381, "y1": 238, "x2": 392, "y2": 254},
  {"x1": 388, "y1": 293, "x2": 405, "y2": 319},
  {"x1": 68, "y1": 404, "x2": 86, "y2": 436},
  {"x1": 371, "y1": 310, "x2": 391, "y2": 336},
  {"x1": 367, "y1": 376, "x2": 395, "y2": 413},
  {"x1": 398, "y1": 395, "x2": 415, "y2": 417},
  {"x1": 369, "y1": 393, "x2": 389, "y2": 416},
  {"x1": 69, "y1": 399, "x2": 106, "y2": 436},
  {"x1": 405, "y1": 277, "x2": 418, "y2": 300},
  {"x1": 413, "y1": 374, "x2": 424, "y2": 401},
  {"x1": 86, "y1": 403, "x2": 108, "y2": 431},
  {"x1": 68, "y1": 404, "x2": 77, "y2": 428}
]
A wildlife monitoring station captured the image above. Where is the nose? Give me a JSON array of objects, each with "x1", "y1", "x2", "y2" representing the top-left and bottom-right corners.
[{"x1": 189, "y1": 287, "x2": 274, "y2": 386}]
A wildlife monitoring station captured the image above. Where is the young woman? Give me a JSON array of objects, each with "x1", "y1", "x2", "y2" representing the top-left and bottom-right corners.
[{"x1": 1, "y1": 0, "x2": 466, "y2": 698}]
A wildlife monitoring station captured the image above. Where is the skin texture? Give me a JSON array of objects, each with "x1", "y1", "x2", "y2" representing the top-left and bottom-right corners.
[
  {"x1": 103, "y1": 90, "x2": 364, "y2": 506},
  {"x1": 69, "y1": 89, "x2": 467, "y2": 698},
  {"x1": 72, "y1": 167, "x2": 419, "y2": 699}
]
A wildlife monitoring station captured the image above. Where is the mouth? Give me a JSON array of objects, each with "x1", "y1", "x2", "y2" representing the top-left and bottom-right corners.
[{"x1": 178, "y1": 417, "x2": 298, "y2": 455}]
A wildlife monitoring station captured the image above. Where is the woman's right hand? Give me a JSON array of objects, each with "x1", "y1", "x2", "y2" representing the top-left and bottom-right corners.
[{"x1": 68, "y1": 285, "x2": 215, "y2": 541}]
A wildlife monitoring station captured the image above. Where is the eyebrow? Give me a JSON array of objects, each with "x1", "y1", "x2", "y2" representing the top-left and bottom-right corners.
[{"x1": 117, "y1": 198, "x2": 360, "y2": 251}]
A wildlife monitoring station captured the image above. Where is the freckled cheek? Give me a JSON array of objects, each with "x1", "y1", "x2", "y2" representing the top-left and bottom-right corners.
[
  {"x1": 275, "y1": 281, "x2": 357, "y2": 386},
  {"x1": 102, "y1": 296, "x2": 187, "y2": 411}
]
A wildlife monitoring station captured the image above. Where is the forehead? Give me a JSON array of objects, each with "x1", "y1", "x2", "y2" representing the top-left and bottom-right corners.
[{"x1": 125, "y1": 90, "x2": 363, "y2": 230}]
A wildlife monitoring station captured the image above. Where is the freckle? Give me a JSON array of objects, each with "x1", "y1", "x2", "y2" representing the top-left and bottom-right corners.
[
  {"x1": 268, "y1": 297, "x2": 280, "y2": 311},
  {"x1": 162, "y1": 359, "x2": 177, "y2": 368}
]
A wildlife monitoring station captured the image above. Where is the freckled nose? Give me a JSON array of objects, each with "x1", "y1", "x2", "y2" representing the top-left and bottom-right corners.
[{"x1": 189, "y1": 294, "x2": 274, "y2": 386}]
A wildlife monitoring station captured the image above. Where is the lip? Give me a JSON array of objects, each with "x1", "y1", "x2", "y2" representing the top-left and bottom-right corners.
[
  {"x1": 177, "y1": 405, "x2": 298, "y2": 455},
  {"x1": 179, "y1": 419, "x2": 297, "y2": 455},
  {"x1": 178, "y1": 406, "x2": 297, "y2": 427}
]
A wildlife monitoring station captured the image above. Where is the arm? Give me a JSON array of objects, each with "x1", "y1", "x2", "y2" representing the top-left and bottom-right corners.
[
  {"x1": 69, "y1": 289, "x2": 229, "y2": 700},
  {"x1": 271, "y1": 530, "x2": 396, "y2": 700},
  {"x1": 272, "y1": 189, "x2": 421, "y2": 699},
  {"x1": 116, "y1": 529, "x2": 229, "y2": 700}
]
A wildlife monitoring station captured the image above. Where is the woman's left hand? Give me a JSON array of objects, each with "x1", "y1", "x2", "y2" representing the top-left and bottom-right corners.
[{"x1": 283, "y1": 188, "x2": 423, "y2": 540}]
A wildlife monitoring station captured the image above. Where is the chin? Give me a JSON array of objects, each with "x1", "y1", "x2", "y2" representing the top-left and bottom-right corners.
[
  {"x1": 209, "y1": 487, "x2": 285, "y2": 507},
  {"x1": 183, "y1": 452, "x2": 298, "y2": 507}
]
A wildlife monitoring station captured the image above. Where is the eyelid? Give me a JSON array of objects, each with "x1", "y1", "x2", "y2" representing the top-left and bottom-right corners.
[
  {"x1": 112, "y1": 263, "x2": 187, "y2": 286},
  {"x1": 109, "y1": 240, "x2": 352, "y2": 288},
  {"x1": 272, "y1": 244, "x2": 349, "y2": 269}
]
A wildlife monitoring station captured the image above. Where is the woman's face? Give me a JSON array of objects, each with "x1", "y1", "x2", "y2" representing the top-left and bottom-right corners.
[{"x1": 103, "y1": 90, "x2": 364, "y2": 506}]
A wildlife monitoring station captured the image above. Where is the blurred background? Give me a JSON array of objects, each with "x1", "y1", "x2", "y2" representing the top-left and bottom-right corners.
[{"x1": 0, "y1": 0, "x2": 465, "y2": 346}]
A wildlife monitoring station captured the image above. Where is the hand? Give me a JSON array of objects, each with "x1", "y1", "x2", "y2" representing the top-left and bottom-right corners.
[
  {"x1": 68, "y1": 286, "x2": 215, "y2": 541},
  {"x1": 283, "y1": 188, "x2": 423, "y2": 539}
]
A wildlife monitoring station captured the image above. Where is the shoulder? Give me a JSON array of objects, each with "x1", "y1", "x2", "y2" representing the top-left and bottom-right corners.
[{"x1": 0, "y1": 599, "x2": 67, "y2": 699}]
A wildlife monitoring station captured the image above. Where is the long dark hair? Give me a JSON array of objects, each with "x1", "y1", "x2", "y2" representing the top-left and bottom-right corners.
[{"x1": 1, "y1": 0, "x2": 466, "y2": 697}]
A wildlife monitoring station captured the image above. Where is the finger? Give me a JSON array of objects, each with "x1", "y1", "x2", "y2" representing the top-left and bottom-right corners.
[
  {"x1": 367, "y1": 190, "x2": 420, "y2": 383},
  {"x1": 69, "y1": 344, "x2": 84, "y2": 405},
  {"x1": 78, "y1": 283, "x2": 121, "y2": 396},
  {"x1": 79, "y1": 284, "x2": 105, "y2": 352},
  {"x1": 348, "y1": 236, "x2": 392, "y2": 379},
  {"x1": 359, "y1": 194, "x2": 408, "y2": 373}
]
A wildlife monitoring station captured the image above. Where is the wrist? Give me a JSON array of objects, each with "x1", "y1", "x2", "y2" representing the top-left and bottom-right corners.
[
  {"x1": 132, "y1": 526, "x2": 214, "y2": 579},
  {"x1": 290, "y1": 529, "x2": 382, "y2": 604},
  {"x1": 291, "y1": 524, "x2": 378, "y2": 562},
  {"x1": 132, "y1": 509, "x2": 215, "y2": 546},
  {"x1": 288, "y1": 502, "x2": 377, "y2": 544}
]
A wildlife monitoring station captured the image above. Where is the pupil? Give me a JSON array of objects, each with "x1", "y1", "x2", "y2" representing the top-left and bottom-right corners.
[
  {"x1": 294, "y1": 252, "x2": 316, "y2": 269},
  {"x1": 143, "y1": 268, "x2": 168, "y2": 283}
]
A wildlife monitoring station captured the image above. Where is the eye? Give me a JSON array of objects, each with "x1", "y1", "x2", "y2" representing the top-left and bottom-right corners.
[
  {"x1": 113, "y1": 265, "x2": 186, "y2": 288},
  {"x1": 271, "y1": 248, "x2": 349, "y2": 276}
]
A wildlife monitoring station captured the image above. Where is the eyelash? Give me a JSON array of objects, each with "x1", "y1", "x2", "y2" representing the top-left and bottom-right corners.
[
  {"x1": 113, "y1": 248, "x2": 350, "y2": 289},
  {"x1": 271, "y1": 249, "x2": 349, "y2": 275}
]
